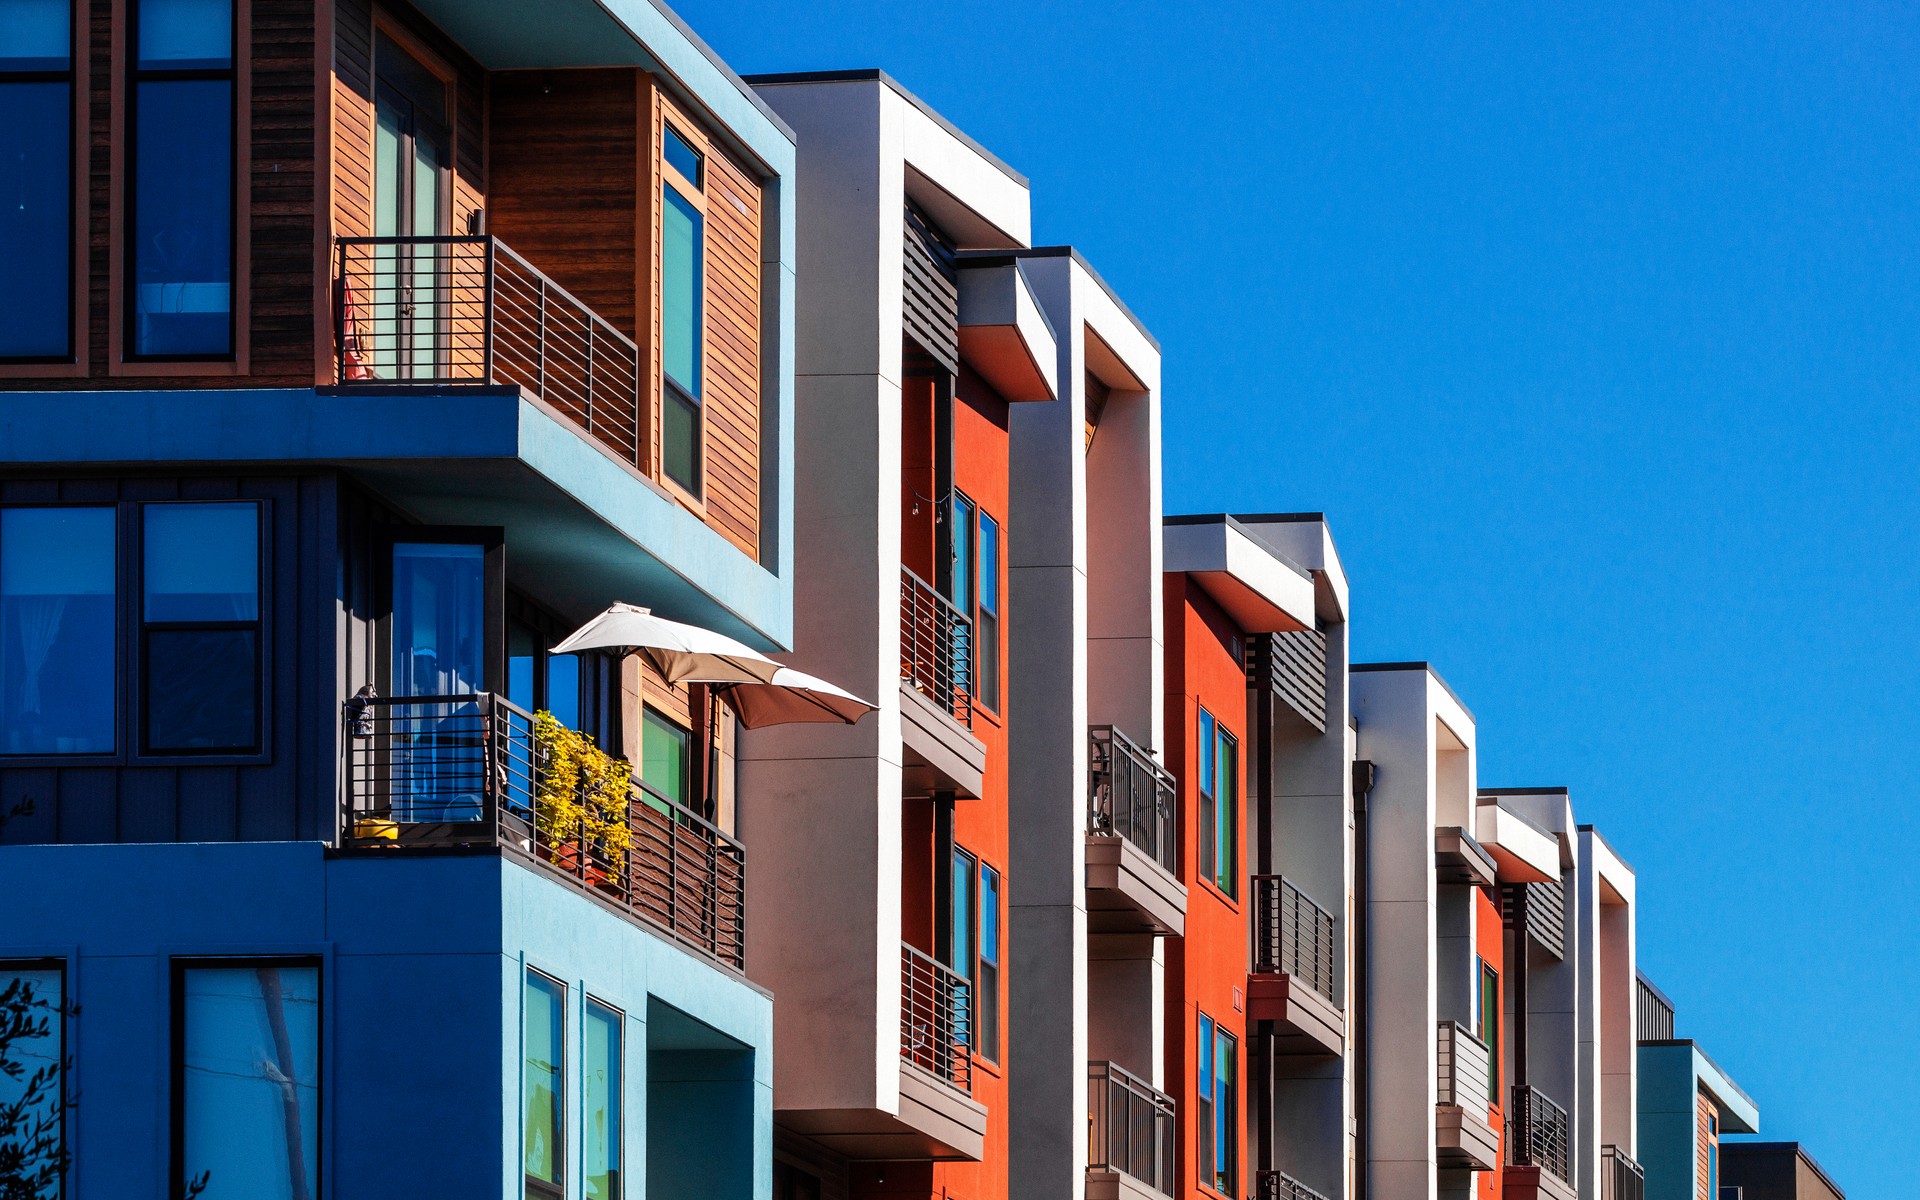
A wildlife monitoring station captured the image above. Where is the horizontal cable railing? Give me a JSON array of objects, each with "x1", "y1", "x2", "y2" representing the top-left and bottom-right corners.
[
  {"x1": 1087, "y1": 725, "x2": 1177, "y2": 873},
  {"x1": 1436, "y1": 1019, "x2": 1493, "y2": 1110},
  {"x1": 900, "y1": 943, "x2": 972, "y2": 1092},
  {"x1": 1251, "y1": 875, "x2": 1339, "y2": 1005},
  {"x1": 1510, "y1": 1083, "x2": 1572, "y2": 1184},
  {"x1": 341, "y1": 693, "x2": 745, "y2": 968},
  {"x1": 1086, "y1": 1060, "x2": 1175, "y2": 1197},
  {"x1": 899, "y1": 567, "x2": 973, "y2": 727},
  {"x1": 1254, "y1": 1170, "x2": 1334, "y2": 1200},
  {"x1": 1602, "y1": 1144, "x2": 1646, "y2": 1200},
  {"x1": 334, "y1": 236, "x2": 645, "y2": 470}
]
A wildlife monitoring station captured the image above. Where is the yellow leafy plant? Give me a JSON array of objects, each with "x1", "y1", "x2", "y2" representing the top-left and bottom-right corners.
[{"x1": 532, "y1": 711, "x2": 633, "y2": 874}]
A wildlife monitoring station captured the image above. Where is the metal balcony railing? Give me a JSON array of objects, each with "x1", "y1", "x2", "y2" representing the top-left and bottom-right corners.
[
  {"x1": 1253, "y1": 1171, "x2": 1334, "y2": 1200},
  {"x1": 334, "y1": 236, "x2": 645, "y2": 470},
  {"x1": 1087, "y1": 1060, "x2": 1175, "y2": 1197},
  {"x1": 900, "y1": 567, "x2": 973, "y2": 726},
  {"x1": 1509, "y1": 1083, "x2": 1572, "y2": 1184},
  {"x1": 1436, "y1": 1019, "x2": 1493, "y2": 1110},
  {"x1": 1087, "y1": 725, "x2": 1176, "y2": 873},
  {"x1": 900, "y1": 943, "x2": 972, "y2": 1091},
  {"x1": 341, "y1": 694, "x2": 745, "y2": 968},
  {"x1": 1602, "y1": 1145, "x2": 1646, "y2": 1200},
  {"x1": 1251, "y1": 875, "x2": 1339, "y2": 1004}
]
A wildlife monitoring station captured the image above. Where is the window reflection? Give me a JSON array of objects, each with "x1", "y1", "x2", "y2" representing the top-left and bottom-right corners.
[
  {"x1": 178, "y1": 962, "x2": 320, "y2": 1200},
  {"x1": 0, "y1": 0, "x2": 73, "y2": 360},
  {"x1": 585, "y1": 1000, "x2": 622, "y2": 1200},
  {"x1": 0, "y1": 508, "x2": 115, "y2": 755},
  {"x1": 391, "y1": 542, "x2": 484, "y2": 698},
  {"x1": 143, "y1": 502, "x2": 260, "y2": 754},
  {"x1": 523, "y1": 971, "x2": 565, "y2": 1199}
]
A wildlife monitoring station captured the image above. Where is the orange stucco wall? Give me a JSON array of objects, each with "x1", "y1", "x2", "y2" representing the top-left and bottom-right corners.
[
  {"x1": 1164, "y1": 577, "x2": 1252, "y2": 1200},
  {"x1": 1474, "y1": 886, "x2": 1506, "y2": 1200}
]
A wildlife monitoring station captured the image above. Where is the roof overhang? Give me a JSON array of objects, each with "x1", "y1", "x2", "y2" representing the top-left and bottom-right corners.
[
  {"x1": 957, "y1": 261, "x2": 1056, "y2": 401},
  {"x1": 1475, "y1": 800, "x2": 1561, "y2": 884},
  {"x1": 1164, "y1": 516, "x2": 1316, "y2": 633}
]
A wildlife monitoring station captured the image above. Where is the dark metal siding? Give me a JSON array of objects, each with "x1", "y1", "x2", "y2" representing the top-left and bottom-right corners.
[
  {"x1": 0, "y1": 473, "x2": 340, "y2": 845},
  {"x1": 903, "y1": 203, "x2": 959, "y2": 373},
  {"x1": 1249, "y1": 630, "x2": 1329, "y2": 733},
  {"x1": 1503, "y1": 877, "x2": 1568, "y2": 961},
  {"x1": 1637, "y1": 974, "x2": 1675, "y2": 1041}
]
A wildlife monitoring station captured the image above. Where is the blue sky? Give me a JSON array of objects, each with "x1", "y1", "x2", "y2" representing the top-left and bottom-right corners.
[{"x1": 681, "y1": 1, "x2": 1917, "y2": 1192}]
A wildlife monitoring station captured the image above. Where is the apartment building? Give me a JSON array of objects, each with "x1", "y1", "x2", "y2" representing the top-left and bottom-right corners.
[
  {"x1": 1719, "y1": 1144, "x2": 1846, "y2": 1200},
  {"x1": 735, "y1": 69, "x2": 1058, "y2": 1200},
  {"x1": 0, "y1": 0, "x2": 797, "y2": 1195},
  {"x1": 1635, "y1": 977, "x2": 1759, "y2": 1200}
]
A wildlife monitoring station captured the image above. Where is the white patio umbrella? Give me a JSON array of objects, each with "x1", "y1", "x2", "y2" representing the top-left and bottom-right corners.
[
  {"x1": 549, "y1": 603, "x2": 782, "y2": 686},
  {"x1": 712, "y1": 667, "x2": 877, "y2": 730}
]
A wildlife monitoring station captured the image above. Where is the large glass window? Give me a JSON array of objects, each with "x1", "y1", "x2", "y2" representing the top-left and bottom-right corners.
[
  {"x1": 1197, "y1": 1012, "x2": 1236, "y2": 1195},
  {"x1": 978, "y1": 862, "x2": 1000, "y2": 1063},
  {"x1": 948, "y1": 846, "x2": 975, "y2": 1049},
  {"x1": 0, "y1": 0, "x2": 74, "y2": 360},
  {"x1": 390, "y1": 542, "x2": 485, "y2": 698},
  {"x1": 0, "y1": 960, "x2": 66, "y2": 1196},
  {"x1": 1198, "y1": 707, "x2": 1238, "y2": 896},
  {"x1": 585, "y1": 1000, "x2": 623, "y2": 1200},
  {"x1": 175, "y1": 961, "x2": 321, "y2": 1200},
  {"x1": 1478, "y1": 960, "x2": 1500, "y2": 1098},
  {"x1": 0, "y1": 508, "x2": 115, "y2": 756},
  {"x1": 523, "y1": 970, "x2": 565, "y2": 1200},
  {"x1": 976, "y1": 512, "x2": 999, "y2": 712},
  {"x1": 128, "y1": 0, "x2": 235, "y2": 359},
  {"x1": 368, "y1": 32, "x2": 449, "y2": 380},
  {"x1": 641, "y1": 709, "x2": 690, "y2": 812},
  {"x1": 142, "y1": 502, "x2": 260, "y2": 754},
  {"x1": 661, "y1": 123, "x2": 705, "y2": 494}
]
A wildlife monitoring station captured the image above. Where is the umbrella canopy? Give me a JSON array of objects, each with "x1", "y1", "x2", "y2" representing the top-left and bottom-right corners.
[
  {"x1": 716, "y1": 667, "x2": 878, "y2": 730},
  {"x1": 550, "y1": 604, "x2": 782, "y2": 686}
]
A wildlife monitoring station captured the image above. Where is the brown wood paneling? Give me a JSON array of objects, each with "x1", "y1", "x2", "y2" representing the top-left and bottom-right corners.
[
  {"x1": 332, "y1": 0, "x2": 373, "y2": 240},
  {"x1": 702, "y1": 141, "x2": 763, "y2": 559},
  {"x1": 486, "y1": 69, "x2": 641, "y2": 338}
]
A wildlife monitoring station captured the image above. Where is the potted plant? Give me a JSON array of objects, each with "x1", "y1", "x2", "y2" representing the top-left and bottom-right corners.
[{"x1": 532, "y1": 712, "x2": 632, "y2": 888}]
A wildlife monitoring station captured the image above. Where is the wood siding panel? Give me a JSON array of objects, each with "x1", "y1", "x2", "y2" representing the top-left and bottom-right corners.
[
  {"x1": 486, "y1": 70, "x2": 641, "y2": 339},
  {"x1": 703, "y1": 144, "x2": 763, "y2": 559},
  {"x1": 331, "y1": 0, "x2": 373, "y2": 240}
]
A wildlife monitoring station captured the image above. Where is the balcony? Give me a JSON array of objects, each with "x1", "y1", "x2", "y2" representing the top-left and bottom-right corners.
[
  {"x1": 1435, "y1": 1020, "x2": 1499, "y2": 1171},
  {"x1": 899, "y1": 568, "x2": 986, "y2": 798},
  {"x1": 1085, "y1": 726, "x2": 1186, "y2": 936},
  {"x1": 894, "y1": 943, "x2": 988, "y2": 1160},
  {"x1": 334, "y1": 236, "x2": 646, "y2": 473},
  {"x1": 1506, "y1": 1083, "x2": 1576, "y2": 1200},
  {"x1": 1086, "y1": 1061, "x2": 1175, "y2": 1200},
  {"x1": 1246, "y1": 875, "x2": 1343, "y2": 1055},
  {"x1": 340, "y1": 694, "x2": 745, "y2": 969},
  {"x1": 1601, "y1": 1145, "x2": 1645, "y2": 1200},
  {"x1": 1254, "y1": 1172, "x2": 1334, "y2": 1200}
]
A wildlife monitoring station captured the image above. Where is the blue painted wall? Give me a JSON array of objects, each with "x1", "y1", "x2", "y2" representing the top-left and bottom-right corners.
[{"x1": 0, "y1": 841, "x2": 771, "y2": 1200}]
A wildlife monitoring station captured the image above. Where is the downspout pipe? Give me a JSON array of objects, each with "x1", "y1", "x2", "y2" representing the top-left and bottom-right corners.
[{"x1": 1351, "y1": 758, "x2": 1377, "y2": 1200}]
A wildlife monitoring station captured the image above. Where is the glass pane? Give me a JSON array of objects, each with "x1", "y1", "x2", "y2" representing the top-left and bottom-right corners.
[
  {"x1": 948, "y1": 495, "x2": 973, "y2": 610},
  {"x1": 522, "y1": 972, "x2": 564, "y2": 1188},
  {"x1": 977, "y1": 514, "x2": 998, "y2": 614},
  {"x1": 144, "y1": 502, "x2": 258, "y2": 621},
  {"x1": 663, "y1": 124, "x2": 702, "y2": 188},
  {"x1": 137, "y1": 0, "x2": 231, "y2": 68},
  {"x1": 0, "y1": 964, "x2": 62, "y2": 1174},
  {"x1": 585, "y1": 1002, "x2": 621, "y2": 1200},
  {"x1": 546, "y1": 653, "x2": 580, "y2": 732},
  {"x1": 1, "y1": 507, "x2": 114, "y2": 755},
  {"x1": 508, "y1": 621, "x2": 536, "y2": 713},
  {"x1": 979, "y1": 866, "x2": 999, "y2": 966},
  {"x1": 1216, "y1": 731, "x2": 1237, "y2": 892},
  {"x1": 0, "y1": 0, "x2": 69, "y2": 67},
  {"x1": 641, "y1": 710, "x2": 689, "y2": 808},
  {"x1": 132, "y1": 78, "x2": 232, "y2": 357},
  {"x1": 662, "y1": 185, "x2": 702, "y2": 396},
  {"x1": 1197, "y1": 708, "x2": 1215, "y2": 798},
  {"x1": 391, "y1": 542, "x2": 485, "y2": 698},
  {"x1": 949, "y1": 850, "x2": 973, "y2": 978},
  {"x1": 179, "y1": 964, "x2": 320, "y2": 1200},
  {"x1": 146, "y1": 628, "x2": 255, "y2": 752},
  {"x1": 662, "y1": 388, "x2": 700, "y2": 493},
  {"x1": 0, "y1": 82, "x2": 71, "y2": 358}
]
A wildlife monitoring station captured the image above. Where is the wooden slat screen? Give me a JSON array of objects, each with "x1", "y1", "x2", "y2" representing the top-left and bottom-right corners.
[
  {"x1": 1260, "y1": 629, "x2": 1329, "y2": 732},
  {"x1": 902, "y1": 203, "x2": 959, "y2": 373},
  {"x1": 1503, "y1": 877, "x2": 1568, "y2": 961},
  {"x1": 702, "y1": 140, "x2": 765, "y2": 560}
]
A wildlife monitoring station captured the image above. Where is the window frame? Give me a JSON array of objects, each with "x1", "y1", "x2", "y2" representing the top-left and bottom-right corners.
[
  {"x1": 583, "y1": 997, "x2": 624, "y2": 1200},
  {"x1": 974, "y1": 508, "x2": 1001, "y2": 715},
  {"x1": 169, "y1": 955, "x2": 323, "y2": 1200},
  {"x1": 0, "y1": 957, "x2": 69, "y2": 1196},
  {"x1": 977, "y1": 860, "x2": 1001, "y2": 1064},
  {"x1": 0, "y1": 0, "x2": 86, "y2": 374},
  {"x1": 522, "y1": 967, "x2": 567, "y2": 1200},
  {"x1": 0, "y1": 503, "x2": 122, "y2": 762},
  {"x1": 109, "y1": 0, "x2": 251, "y2": 377},
  {"x1": 374, "y1": 524, "x2": 506, "y2": 700},
  {"x1": 657, "y1": 111, "x2": 709, "y2": 507},
  {"x1": 1478, "y1": 959, "x2": 1500, "y2": 1101},
  {"x1": 1197, "y1": 1009, "x2": 1237, "y2": 1197},
  {"x1": 1198, "y1": 705, "x2": 1239, "y2": 897},
  {"x1": 135, "y1": 500, "x2": 267, "y2": 758}
]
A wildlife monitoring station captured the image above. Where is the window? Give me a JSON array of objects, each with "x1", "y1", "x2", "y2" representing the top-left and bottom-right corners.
[
  {"x1": 1707, "y1": 1110, "x2": 1719, "y2": 1200},
  {"x1": 390, "y1": 540, "x2": 486, "y2": 698},
  {"x1": 523, "y1": 970, "x2": 565, "y2": 1200},
  {"x1": 0, "y1": 507, "x2": 115, "y2": 755},
  {"x1": 1478, "y1": 960, "x2": 1500, "y2": 1099},
  {"x1": 949, "y1": 845, "x2": 975, "y2": 1049},
  {"x1": 0, "y1": 960, "x2": 66, "y2": 1195},
  {"x1": 661, "y1": 123, "x2": 706, "y2": 495},
  {"x1": 509, "y1": 617, "x2": 582, "y2": 732},
  {"x1": 641, "y1": 708, "x2": 691, "y2": 812},
  {"x1": 978, "y1": 862, "x2": 1001, "y2": 1062},
  {"x1": 1198, "y1": 707, "x2": 1238, "y2": 896},
  {"x1": 1197, "y1": 1012, "x2": 1236, "y2": 1196},
  {"x1": 976, "y1": 512, "x2": 1000, "y2": 712},
  {"x1": 0, "y1": 0, "x2": 74, "y2": 361},
  {"x1": 128, "y1": 0, "x2": 235, "y2": 359},
  {"x1": 174, "y1": 960, "x2": 321, "y2": 1200},
  {"x1": 369, "y1": 31, "x2": 450, "y2": 380},
  {"x1": 585, "y1": 1000, "x2": 623, "y2": 1200},
  {"x1": 142, "y1": 502, "x2": 260, "y2": 754}
]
